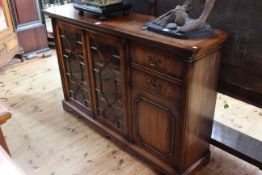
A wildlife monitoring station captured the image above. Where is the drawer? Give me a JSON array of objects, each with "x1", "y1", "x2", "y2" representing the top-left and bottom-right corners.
[
  {"x1": 130, "y1": 44, "x2": 185, "y2": 80},
  {"x1": 131, "y1": 68, "x2": 182, "y2": 103}
]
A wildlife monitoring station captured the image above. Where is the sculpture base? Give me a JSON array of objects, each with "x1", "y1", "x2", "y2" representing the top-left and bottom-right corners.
[
  {"x1": 74, "y1": 2, "x2": 132, "y2": 20},
  {"x1": 145, "y1": 22, "x2": 215, "y2": 39}
]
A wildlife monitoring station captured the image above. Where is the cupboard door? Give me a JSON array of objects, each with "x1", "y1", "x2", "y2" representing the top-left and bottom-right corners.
[
  {"x1": 88, "y1": 32, "x2": 129, "y2": 136},
  {"x1": 55, "y1": 22, "x2": 93, "y2": 113},
  {"x1": 132, "y1": 88, "x2": 180, "y2": 164}
]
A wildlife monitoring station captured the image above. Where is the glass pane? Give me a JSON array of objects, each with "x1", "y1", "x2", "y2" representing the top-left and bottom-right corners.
[
  {"x1": 0, "y1": 0, "x2": 8, "y2": 31},
  {"x1": 59, "y1": 28, "x2": 91, "y2": 109},
  {"x1": 91, "y1": 40, "x2": 125, "y2": 130}
]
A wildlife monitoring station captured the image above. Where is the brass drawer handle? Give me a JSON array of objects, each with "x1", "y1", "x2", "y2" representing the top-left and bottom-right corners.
[
  {"x1": 147, "y1": 78, "x2": 160, "y2": 90},
  {"x1": 0, "y1": 44, "x2": 7, "y2": 55},
  {"x1": 147, "y1": 55, "x2": 162, "y2": 67}
]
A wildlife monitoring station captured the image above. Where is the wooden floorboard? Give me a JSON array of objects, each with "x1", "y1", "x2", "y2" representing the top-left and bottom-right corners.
[{"x1": 0, "y1": 51, "x2": 261, "y2": 175}]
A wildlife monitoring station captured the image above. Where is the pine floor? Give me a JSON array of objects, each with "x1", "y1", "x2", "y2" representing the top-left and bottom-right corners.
[{"x1": 0, "y1": 51, "x2": 261, "y2": 175}]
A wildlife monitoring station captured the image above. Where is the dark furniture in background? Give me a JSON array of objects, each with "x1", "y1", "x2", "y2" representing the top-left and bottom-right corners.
[
  {"x1": 44, "y1": 4, "x2": 228, "y2": 175},
  {"x1": 211, "y1": 121, "x2": 262, "y2": 169},
  {"x1": 39, "y1": 0, "x2": 73, "y2": 47},
  {"x1": 10, "y1": 0, "x2": 50, "y2": 59}
]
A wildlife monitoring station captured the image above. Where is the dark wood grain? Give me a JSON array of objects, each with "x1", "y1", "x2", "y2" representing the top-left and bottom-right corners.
[
  {"x1": 45, "y1": 4, "x2": 227, "y2": 175},
  {"x1": 211, "y1": 121, "x2": 262, "y2": 169},
  {"x1": 219, "y1": 81, "x2": 262, "y2": 107},
  {"x1": 181, "y1": 50, "x2": 221, "y2": 171},
  {"x1": 10, "y1": 0, "x2": 38, "y2": 24},
  {"x1": 131, "y1": 87, "x2": 182, "y2": 168},
  {"x1": 10, "y1": 0, "x2": 49, "y2": 57},
  {"x1": 131, "y1": 68, "x2": 183, "y2": 103},
  {"x1": 17, "y1": 26, "x2": 49, "y2": 54},
  {"x1": 130, "y1": 42, "x2": 185, "y2": 80}
]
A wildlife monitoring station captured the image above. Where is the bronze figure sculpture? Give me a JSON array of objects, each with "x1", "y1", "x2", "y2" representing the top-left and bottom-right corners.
[
  {"x1": 147, "y1": 0, "x2": 216, "y2": 38},
  {"x1": 154, "y1": 0, "x2": 216, "y2": 32}
]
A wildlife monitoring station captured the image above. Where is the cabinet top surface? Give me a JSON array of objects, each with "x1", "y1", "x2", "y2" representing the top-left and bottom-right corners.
[{"x1": 44, "y1": 4, "x2": 228, "y2": 57}]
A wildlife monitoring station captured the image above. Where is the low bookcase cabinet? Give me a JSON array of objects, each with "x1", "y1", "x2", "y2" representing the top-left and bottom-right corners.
[{"x1": 44, "y1": 4, "x2": 228, "y2": 175}]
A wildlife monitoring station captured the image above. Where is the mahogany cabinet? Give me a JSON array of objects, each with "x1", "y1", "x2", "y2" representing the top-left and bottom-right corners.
[{"x1": 44, "y1": 4, "x2": 228, "y2": 175}]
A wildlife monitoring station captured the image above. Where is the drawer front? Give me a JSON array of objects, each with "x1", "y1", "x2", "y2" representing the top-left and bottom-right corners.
[
  {"x1": 0, "y1": 34, "x2": 19, "y2": 66},
  {"x1": 131, "y1": 68, "x2": 182, "y2": 103},
  {"x1": 130, "y1": 43, "x2": 185, "y2": 80}
]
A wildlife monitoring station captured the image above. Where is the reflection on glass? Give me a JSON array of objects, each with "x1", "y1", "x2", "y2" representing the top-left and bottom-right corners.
[
  {"x1": 60, "y1": 29, "x2": 92, "y2": 109},
  {"x1": 91, "y1": 40, "x2": 125, "y2": 130},
  {"x1": 0, "y1": 0, "x2": 8, "y2": 31}
]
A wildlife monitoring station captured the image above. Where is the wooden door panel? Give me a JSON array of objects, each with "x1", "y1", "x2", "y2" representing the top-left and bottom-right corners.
[
  {"x1": 10, "y1": 0, "x2": 49, "y2": 56},
  {"x1": 11, "y1": 0, "x2": 39, "y2": 25},
  {"x1": 136, "y1": 96, "x2": 175, "y2": 157},
  {"x1": 132, "y1": 88, "x2": 180, "y2": 164}
]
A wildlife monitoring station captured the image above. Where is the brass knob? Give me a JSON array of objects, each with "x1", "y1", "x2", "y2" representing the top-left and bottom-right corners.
[
  {"x1": 147, "y1": 78, "x2": 160, "y2": 90},
  {"x1": 147, "y1": 55, "x2": 162, "y2": 67}
]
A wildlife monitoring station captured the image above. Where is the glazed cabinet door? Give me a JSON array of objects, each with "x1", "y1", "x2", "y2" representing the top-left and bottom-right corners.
[
  {"x1": 131, "y1": 88, "x2": 181, "y2": 165},
  {"x1": 87, "y1": 32, "x2": 129, "y2": 137},
  {"x1": 55, "y1": 22, "x2": 93, "y2": 115}
]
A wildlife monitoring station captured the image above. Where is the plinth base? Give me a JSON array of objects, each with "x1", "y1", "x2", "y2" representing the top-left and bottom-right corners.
[
  {"x1": 74, "y1": 2, "x2": 132, "y2": 20},
  {"x1": 145, "y1": 22, "x2": 215, "y2": 39}
]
